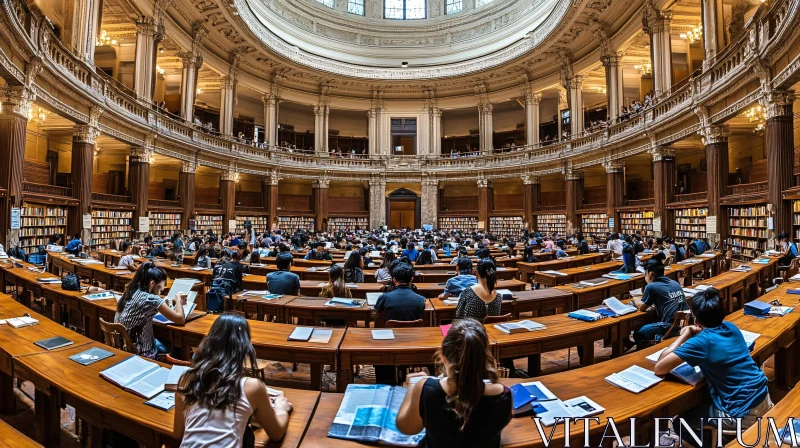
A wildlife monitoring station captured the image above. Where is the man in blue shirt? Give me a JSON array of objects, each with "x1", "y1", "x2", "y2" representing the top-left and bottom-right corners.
[
  {"x1": 628, "y1": 259, "x2": 688, "y2": 350},
  {"x1": 401, "y1": 242, "x2": 419, "y2": 262},
  {"x1": 655, "y1": 287, "x2": 771, "y2": 432},
  {"x1": 304, "y1": 243, "x2": 332, "y2": 260},
  {"x1": 266, "y1": 252, "x2": 301, "y2": 295},
  {"x1": 438, "y1": 257, "x2": 477, "y2": 299},
  {"x1": 65, "y1": 233, "x2": 83, "y2": 255},
  {"x1": 779, "y1": 232, "x2": 799, "y2": 266}
]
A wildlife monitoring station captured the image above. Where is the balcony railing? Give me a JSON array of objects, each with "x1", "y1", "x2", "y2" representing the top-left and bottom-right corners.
[
  {"x1": 724, "y1": 182, "x2": 768, "y2": 196},
  {"x1": 92, "y1": 193, "x2": 131, "y2": 204},
  {"x1": 148, "y1": 199, "x2": 180, "y2": 208},
  {"x1": 673, "y1": 192, "x2": 708, "y2": 203},
  {"x1": 197, "y1": 203, "x2": 222, "y2": 210},
  {"x1": 23, "y1": 182, "x2": 71, "y2": 197},
  {"x1": 622, "y1": 198, "x2": 655, "y2": 208},
  {"x1": 537, "y1": 205, "x2": 566, "y2": 213}
]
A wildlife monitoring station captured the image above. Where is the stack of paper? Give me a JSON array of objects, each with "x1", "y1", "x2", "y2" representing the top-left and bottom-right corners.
[
  {"x1": 540, "y1": 270, "x2": 568, "y2": 276},
  {"x1": 605, "y1": 365, "x2": 663, "y2": 393}
]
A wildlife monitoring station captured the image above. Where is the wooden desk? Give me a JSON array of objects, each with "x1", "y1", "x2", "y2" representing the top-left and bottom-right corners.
[
  {"x1": 241, "y1": 279, "x2": 528, "y2": 299},
  {"x1": 337, "y1": 327, "x2": 447, "y2": 392},
  {"x1": 533, "y1": 260, "x2": 624, "y2": 287},
  {"x1": 0, "y1": 419, "x2": 40, "y2": 447},
  {"x1": 280, "y1": 297, "x2": 434, "y2": 328},
  {"x1": 14, "y1": 342, "x2": 321, "y2": 448},
  {"x1": 731, "y1": 375, "x2": 800, "y2": 446},
  {"x1": 517, "y1": 252, "x2": 609, "y2": 283},
  {"x1": 429, "y1": 298, "x2": 513, "y2": 325},
  {"x1": 154, "y1": 315, "x2": 344, "y2": 391}
]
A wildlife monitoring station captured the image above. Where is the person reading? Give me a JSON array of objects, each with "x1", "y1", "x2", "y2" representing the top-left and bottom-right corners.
[
  {"x1": 267, "y1": 252, "x2": 301, "y2": 296},
  {"x1": 626, "y1": 259, "x2": 688, "y2": 350},
  {"x1": 396, "y1": 318, "x2": 512, "y2": 447},
  {"x1": 453, "y1": 258, "x2": 501, "y2": 323},
  {"x1": 319, "y1": 265, "x2": 352, "y2": 298},
  {"x1": 654, "y1": 288, "x2": 772, "y2": 437},
  {"x1": 175, "y1": 313, "x2": 293, "y2": 447}
]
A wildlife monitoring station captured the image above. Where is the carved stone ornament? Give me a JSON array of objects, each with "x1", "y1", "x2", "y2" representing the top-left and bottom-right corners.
[
  {"x1": 73, "y1": 124, "x2": 99, "y2": 145},
  {"x1": 422, "y1": 176, "x2": 438, "y2": 187},
  {"x1": 0, "y1": 86, "x2": 35, "y2": 117},
  {"x1": 129, "y1": 147, "x2": 154, "y2": 164},
  {"x1": 265, "y1": 171, "x2": 281, "y2": 185},
  {"x1": 761, "y1": 90, "x2": 796, "y2": 119},
  {"x1": 522, "y1": 175, "x2": 540, "y2": 185},
  {"x1": 180, "y1": 161, "x2": 197, "y2": 173},
  {"x1": 25, "y1": 58, "x2": 43, "y2": 87},
  {"x1": 565, "y1": 165, "x2": 583, "y2": 181},
  {"x1": 651, "y1": 146, "x2": 675, "y2": 162},
  {"x1": 476, "y1": 178, "x2": 490, "y2": 188},
  {"x1": 369, "y1": 177, "x2": 386, "y2": 188},
  {"x1": 700, "y1": 124, "x2": 730, "y2": 145},
  {"x1": 314, "y1": 178, "x2": 330, "y2": 189},
  {"x1": 221, "y1": 170, "x2": 238, "y2": 181},
  {"x1": 603, "y1": 160, "x2": 624, "y2": 173}
]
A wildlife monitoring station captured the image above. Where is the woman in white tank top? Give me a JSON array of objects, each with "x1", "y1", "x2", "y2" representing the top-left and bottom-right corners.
[{"x1": 174, "y1": 313, "x2": 293, "y2": 447}]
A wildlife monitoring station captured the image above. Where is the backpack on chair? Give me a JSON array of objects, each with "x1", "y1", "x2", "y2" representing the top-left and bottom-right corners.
[{"x1": 206, "y1": 278, "x2": 233, "y2": 313}]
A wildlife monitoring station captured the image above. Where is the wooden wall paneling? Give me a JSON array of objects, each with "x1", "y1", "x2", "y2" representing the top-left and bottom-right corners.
[
  {"x1": 196, "y1": 187, "x2": 220, "y2": 205},
  {"x1": 91, "y1": 173, "x2": 108, "y2": 194},
  {"x1": 23, "y1": 158, "x2": 50, "y2": 185},
  {"x1": 148, "y1": 182, "x2": 166, "y2": 200},
  {"x1": 278, "y1": 194, "x2": 313, "y2": 212}
]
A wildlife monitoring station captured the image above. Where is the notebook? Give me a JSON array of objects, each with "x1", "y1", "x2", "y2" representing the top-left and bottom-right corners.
[
  {"x1": 744, "y1": 300, "x2": 771, "y2": 317},
  {"x1": 153, "y1": 302, "x2": 197, "y2": 325},
  {"x1": 82, "y1": 291, "x2": 118, "y2": 301},
  {"x1": 100, "y1": 356, "x2": 170, "y2": 398},
  {"x1": 69, "y1": 347, "x2": 114, "y2": 365},
  {"x1": 540, "y1": 270, "x2": 568, "y2": 276},
  {"x1": 325, "y1": 298, "x2": 365, "y2": 308},
  {"x1": 164, "y1": 365, "x2": 190, "y2": 392},
  {"x1": 308, "y1": 328, "x2": 333, "y2": 344},
  {"x1": 509, "y1": 381, "x2": 557, "y2": 415},
  {"x1": 372, "y1": 330, "x2": 395, "y2": 340},
  {"x1": 6, "y1": 316, "x2": 39, "y2": 328},
  {"x1": 534, "y1": 396, "x2": 606, "y2": 426},
  {"x1": 34, "y1": 336, "x2": 73, "y2": 350},
  {"x1": 770, "y1": 306, "x2": 794, "y2": 316},
  {"x1": 567, "y1": 309, "x2": 603, "y2": 322},
  {"x1": 579, "y1": 279, "x2": 608, "y2": 287},
  {"x1": 165, "y1": 278, "x2": 198, "y2": 304},
  {"x1": 145, "y1": 391, "x2": 175, "y2": 411},
  {"x1": 605, "y1": 365, "x2": 663, "y2": 393},
  {"x1": 494, "y1": 320, "x2": 546, "y2": 334},
  {"x1": 496, "y1": 289, "x2": 515, "y2": 300},
  {"x1": 366, "y1": 293, "x2": 382, "y2": 307},
  {"x1": 288, "y1": 327, "x2": 314, "y2": 341}
]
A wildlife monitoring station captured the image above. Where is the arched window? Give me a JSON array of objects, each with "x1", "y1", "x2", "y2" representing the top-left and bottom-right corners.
[
  {"x1": 446, "y1": 0, "x2": 463, "y2": 14},
  {"x1": 348, "y1": 0, "x2": 365, "y2": 15},
  {"x1": 385, "y1": 0, "x2": 426, "y2": 19},
  {"x1": 475, "y1": 0, "x2": 494, "y2": 6},
  {"x1": 315, "y1": 0, "x2": 334, "y2": 8}
]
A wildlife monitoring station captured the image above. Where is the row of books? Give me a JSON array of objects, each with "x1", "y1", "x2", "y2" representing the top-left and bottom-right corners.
[
  {"x1": 149, "y1": 212, "x2": 182, "y2": 239},
  {"x1": 619, "y1": 211, "x2": 654, "y2": 236},
  {"x1": 489, "y1": 216, "x2": 523, "y2": 237},
  {"x1": 536, "y1": 214, "x2": 566, "y2": 235},
  {"x1": 580, "y1": 213, "x2": 609, "y2": 235},
  {"x1": 196, "y1": 214, "x2": 223, "y2": 234},
  {"x1": 438, "y1": 217, "x2": 479, "y2": 231},
  {"x1": 328, "y1": 217, "x2": 369, "y2": 232},
  {"x1": 278, "y1": 216, "x2": 315, "y2": 231}
]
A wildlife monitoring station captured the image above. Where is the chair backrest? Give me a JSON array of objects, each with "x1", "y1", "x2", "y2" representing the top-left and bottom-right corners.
[
  {"x1": 664, "y1": 256, "x2": 674, "y2": 267},
  {"x1": 99, "y1": 318, "x2": 136, "y2": 353},
  {"x1": 164, "y1": 354, "x2": 191, "y2": 366},
  {"x1": 663, "y1": 310, "x2": 692, "y2": 340},
  {"x1": 386, "y1": 319, "x2": 425, "y2": 328},
  {"x1": 786, "y1": 257, "x2": 800, "y2": 280},
  {"x1": 484, "y1": 313, "x2": 512, "y2": 324}
]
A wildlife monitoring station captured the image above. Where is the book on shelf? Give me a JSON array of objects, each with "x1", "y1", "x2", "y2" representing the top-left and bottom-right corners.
[
  {"x1": 148, "y1": 212, "x2": 182, "y2": 238},
  {"x1": 278, "y1": 216, "x2": 315, "y2": 231},
  {"x1": 19, "y1": 203, "x2": 68, "y2": 249},
  {"x1": 328, "y1": 217, "x2": 369, "y2": 232},
  {"x1": 235, "y1": 215, "x2": 269, "y2": 235},
  {"x1": 535, "y1": 214, "x2": 567, "y2": 235},
  {"x1": 328, "y1": 384, "x2": 425, "y2": 446},
  {"x1": 100, "y1": 355, "x2": 170, "y2": 399},
  {"x1": 489, "y1": 216, "x2": 523, "y2": 237},
  {"x1": 438, "y1": 216, "x2": 479, "y2": 232},
  {"x1": 196, "y1": 214, "x2": 223, "y2": 234}
]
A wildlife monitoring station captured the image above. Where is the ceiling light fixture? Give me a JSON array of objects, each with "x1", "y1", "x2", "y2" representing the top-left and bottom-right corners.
[
  {"x1": 401, "y1": 62, "x2": 409, "y2": 68},
  {"x1": 96, "y1": 30, "x2": 117, "y2": 46}
]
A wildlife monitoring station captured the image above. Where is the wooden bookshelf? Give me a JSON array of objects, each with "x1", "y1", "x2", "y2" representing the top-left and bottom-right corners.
[
  {"x1": 19, "y1": 203, "x2": 68, "y2": 250},
  {"x1": 196, "y1": 214, "x2": 223, "y2": 235},
  {"x1": 328, "y1": 217, "x2": 369, "y2": 232},
  {"x1": 580, "y1": 213, "x2": 609, "y2": 236},
  {"x1": 724, "y1": 204, "x2": 768, "y2": 260},
  {"x1": 489, "y1": 216, "x2": 523, "y2": 238},
  {"x1": 794, "y1": 200, "x2": 800, "y2": 240},
  {"x1": 149, "y1": 212, "x2": 182, "y2": 239},
  {"x1": 91, "y1": 209, "x2": 131, "y2": 248},
  {"x1": 438, "y1": 216, "x2": 478, "y2": 232},
  {"x1": 278, "y1": 216, "x2": 315, "y2": 232},
  {"x1": 235, "y1": 215, "x2": 269, "y2": 236},
  {"x1": 674, "y1": 207, "x2": 707, "y2": 243},
  {"x1": 536, "y1": 214, "x2": 566, "y2": 235},
  {"x1": 620, "y1": 211, "x2": 654, "y2": 236}
]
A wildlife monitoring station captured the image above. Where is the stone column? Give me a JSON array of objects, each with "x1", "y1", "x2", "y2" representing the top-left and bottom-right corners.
[
  {"x1": 221, "y1": 170, "x2": 237, "y2": 234},
  {"x1": 133, "y1": 17, "x2": 160, "y2": 102},
  {"x1": 262, "y1": 92, "x2": 279, "y2": 147},
  {"x1": 313, "y1": 179, "x2": 329, "y2": 232},
  {"x1": 565, "y1": 169, "x2": 583, "y2": 235},
  {"x1": 702, "y1": 124, "x2": 729, "y2": 246},
  {"x1": 525, "y1": 92, "x2": 541, "y2": 146},
  {"x1": 644, "y1": 10, "x2": 673, "y2": 97},
  {"x1": 568, "y1": 76, "x2": 584, "y2": 136},
  {"x1": 179, "y1": 161, "x2": 196, "y2": 231},
  {"x1": 764, "y1": 91, "x2": 796, "y2": 236},
  {"x1": 605, "y1": 160, "x2": 624, "y2": 233},
  {"x1": 421, "y1": 177, "x2": 438, "y2": 227},
  {"x1": 477, "y1": 179, "x2": 492, "y2": 231},
  {"x1": 219, "y1": 74, "x2": 236, "y2": 136},
  {"x1": 314, "y1": 104, "x2": 329, "y2": 154},
  {"x1": 180, "y1": 53, "x2": 200, "y2": 122},
  {"x1": 128, "y1": 147, "x2": 152, "y2": 237},
  {"x1": 69, "y1": 124, "x2": 99, "y2": 243},
  {"x1": 481, "y1": 103, "x2": 494, "y2": 152},
  {"x1": 523, "y1": 175, "x2": 540, "y2": 231},
  {"x1": 652, "y1": 146, "x2": 676, "y2": 237},
  {"x1": 701, "y1": 0, "x2": 725, "y2": 63},
  {"x1": 369, "y1": 178, "x2": 386, "y2": 229},
  {"x1": 367, "y1": 110, "x2": 377, "y2": 155},
  {"x1": 63, "y1": 0, "x2": 101, "y2": 63},
  {"x1": 262, "y1": 174, "x2": 279, "y2": 230},
  {"x1": 0, "y1": 87, "x2": 34, "y2": 247},
  {"x1": 602, "y1": 53, "x2": 624, "y2": 122}
]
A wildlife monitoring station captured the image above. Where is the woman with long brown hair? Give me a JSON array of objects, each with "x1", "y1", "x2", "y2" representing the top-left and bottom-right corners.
[
  {"x1": 319, "y1": 265, "x2": 352, "y2": 298},
  {"x1": 396, "y1": 318, "x2": 512, "y2": 447}
]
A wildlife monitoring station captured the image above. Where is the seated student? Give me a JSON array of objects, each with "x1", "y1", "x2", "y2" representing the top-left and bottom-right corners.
[
  {"x1": 248, "y1": 251, "x2": 262, "y2": 266},
  {"x1": 655, "y1": 288, "x2": 772, "y2": 434},
  {"x1": 554, "y1": 241, "x2": 569, "y2": 259},
  {"x1": 65, "y1": 233, "x2": 83, "y2": 255},
  {"x1": 577, "y1": 239, "x2": 590, "y2": 255},
  {"x1": 375, "y1": 251, "x2": 396, "y2": 283},
  {"x1": 416, "y1": 249, "x2": 435, "y2": 266},
  {"x1": 402, "y1": 242, "x2": 420, "y2": 262},
  {"x1": 778, "y1": 232, "x2": 798, "y2": 266},
  {"x1": 194, "y1": 247, "x2": 212, "y2": 270},
  {"x1": 522, "y1": 244, "x2": 538, "y2": 263},
  {"x1": 450, "y1": 247, "x2": 469, "y2": 265},
  {"x1": 117, "y1": 242, "x2": 140, "y2": 272},
  {"x1": 319, "y1": 265, "x2": 352, "y2": 298},
  {"x1": 267, "y1": 252, "x2": 301, "y2": 296},
  {"x1": 454, "y1": 258, "x2": 501, "y2": 323},
  {"x1": 344, "y1": 250, "x2": 365, "y2": 283},
  {"x1": 607, "y1": 233, "x2": 624, "y2": 257},
  {"x1": 626, "y1": 259, "x2": 688, "y2": 350},
  {"x1": 616, "y1": 243, "x2": 638, "y2": 274},
  {"x1": 359, "y1": 247, "x2": 374, "y2": 267},
  {"x1": 175, "y1": 313, "x2": 293, "y2": 446},
  {"x1": 439, "y1": 257, "x2": 477, "y2": 299},
  {"x1": 305, "y1": 243, "x2": 333, "y2": 261},
  {"x1": 212, "y1": 250, "x2": 246, "y2": 294},
  {"x1": 396, "y1": 318, "x2": 512, "y2": 447},
  {"x1": 115, "y1": 262, "x2": 186, "y2": 358}
]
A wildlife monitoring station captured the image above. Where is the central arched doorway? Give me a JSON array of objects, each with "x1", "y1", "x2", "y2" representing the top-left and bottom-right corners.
[{"x1": 386, "y1": 188, "x2": 420, "y2": 229}]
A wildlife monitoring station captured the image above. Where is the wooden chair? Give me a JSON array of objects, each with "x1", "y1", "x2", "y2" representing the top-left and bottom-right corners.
[
  {"x1": 163, "y1": 354, "x2": 191, "y2": 366},
  {"x1": 484, "y1": 313, "x2": 512, "y2": 324},
  {"x1": 496, "y1": 366, "x2": 510, "y2": 378},
  {"x1": 648, "y1": 310, "x2": 692, "y2": 347},
  {"x1": 386, "y1": 319, "x2": 424, "y2": 328},
  {"x1": 99, "y1": 318, "x2": 136, "y2": 353}
]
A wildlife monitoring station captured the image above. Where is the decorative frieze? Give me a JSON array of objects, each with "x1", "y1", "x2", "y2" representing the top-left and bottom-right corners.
[
  {"x1": 761, "y1": 90, "x2": 795, "y2": 118},
  {"x1": 0, "y1": 86, "x2": 35, "y2": 117}
]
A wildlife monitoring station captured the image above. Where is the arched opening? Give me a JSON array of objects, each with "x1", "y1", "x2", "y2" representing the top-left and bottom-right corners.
[{"x1": 386, "y1": 188, "x2": 420, "y2": 229}]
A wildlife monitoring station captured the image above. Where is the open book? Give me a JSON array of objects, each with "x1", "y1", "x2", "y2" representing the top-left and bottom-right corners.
[
  {"x1": 100, "y1": 356, "x2": 170, "y2": 398},
  {"x1": 328, "y1": 384, "x2": 425, "y2": 446},
  {"x1": 605, "y1": 365, "x2": 663, "y2": 393},
  {"x1": 534, "y1": 396, "x2": 606, "y2": 426},
  {"x1": 600, "y1": 297, "x2": 637, "y2": 317},
  {"x1": 366, "y1": 293, "x2": 382, "y2": 307},
  {"x1": 165, "y1": 278, "x2": 198, "y2": 304},
  {"x1": 153, "y1": 300, "x2": 197, "y2": 324},
  {"x1": 164, "y1": 365, "x2": 190, "y2": 392},
  {"x1": 494, "y1": 320, "x2": 546, "y2": 334}
]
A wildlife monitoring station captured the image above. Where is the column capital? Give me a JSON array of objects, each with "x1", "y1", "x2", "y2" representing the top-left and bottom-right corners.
[
  {"x1": 180, "y1": 161, "x2": 197, "y2": 173},
  {"x1": 73, "y1": 124, "x2": 99, "y2": 145},
  {"x1": 603, "y1": 160, "x2": 624, "y2": 173},
  {"x1": 263, "y1": 172, "x2": 280, "y2": 186},
  {"x1": 369, "y1": 178, "x2": 386, "y2": 188},
  {"x1": 219, "y1": 74, "x2": 236, "y2": 90},
  {"x1": 650, "y1": 145, "x2": 675, "y2": 162},
  {"x1": 0, "y1": 86, "x2": 35, "y2": 118},
  {"x1": 565, "y1": 168, "x2": 583, "y2": 181},
  {"x1": 522, "y1": 175, "x2": 540, "y2": 185},
  {"x1": 643, "y1": 4, "x2": 671, "y2": 35},
  {"x1": 761, "y1": 90, "x2": 796, "y2": 119},
  {"x1": 566, "y1": 75, "x2": 583, "y2": 90},
  {"x1": 524, "y1": 91, "x2": 542, "y2": 105},
  {"x1": 313, "y1": 178, "x2": 330, "y2": 189},
  {"x1": 129, "y1": 147, "x2": 153, "y2": 164},
  {"x1": 221, "y1": 170, "x2": 238, "y2": 182},
  {"x1": 136, "y1": 16, "x2": 159, "y2": 36},
  {"x1": 476, "y1": 178, "x2": 491, "y2": 188},
  {"x1": 421, "y1": 176, "x2": 438, "y2": 187},
  {"x1": 262, "y1": 93, "x2": 278, "y2": 105},
  {"x1": 699, "y1": 124, "x2": 730, "y2": 144},
  {"x1": 601, "y1": 52, "x2": 623, "y2": 67}
]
